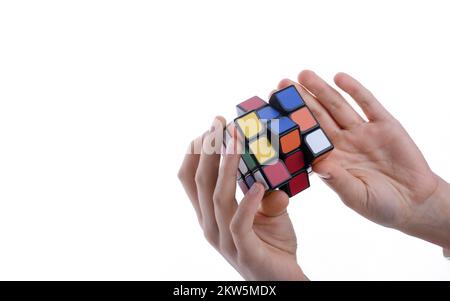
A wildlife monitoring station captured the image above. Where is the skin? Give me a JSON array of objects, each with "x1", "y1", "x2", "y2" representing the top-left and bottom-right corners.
[
  {"x1": 178, "y1": 70, "x2": 450, "y2": 280},
  {"x1": 178, "y1": 119, "x2": 305, "y2": 280}
]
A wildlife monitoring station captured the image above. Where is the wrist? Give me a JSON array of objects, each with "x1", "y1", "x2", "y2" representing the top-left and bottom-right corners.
[{"x1": 400, "y1": 175, "x2": 450, "y2": 249}]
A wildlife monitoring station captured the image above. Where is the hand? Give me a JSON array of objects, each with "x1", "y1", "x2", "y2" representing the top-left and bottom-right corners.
[
  {"x1": 277, "y1": 71, "x2": 450, "y2": 249},
  {"x1": 177, "y1": 117, "x2": 307, "y2": 280}
]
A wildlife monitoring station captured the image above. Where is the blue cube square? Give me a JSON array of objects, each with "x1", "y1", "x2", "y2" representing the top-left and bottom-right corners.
[
  {"x1": 256, "y1": 106, "x2": 281, "y2": 121},
  {"x1": 268, "y1": 116, "x2": 297, "y2": 135},
  {"x1": 269, "y1": 86, "x2": 305, "y2": 113}
]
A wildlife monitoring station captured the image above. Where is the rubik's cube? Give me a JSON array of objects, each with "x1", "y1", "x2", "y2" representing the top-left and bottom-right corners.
[{"x1": 224, "y1": 85, "x2": 334, "y2": 197}]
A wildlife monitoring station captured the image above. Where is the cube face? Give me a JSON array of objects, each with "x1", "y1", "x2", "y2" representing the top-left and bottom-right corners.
[
  {"x1": 244, "y1": 174, "x2": 255, "y2": 188},
  {"x1": 235, "y1": 111, "x2": 264, "y2": 140},
  {"x1": 267, "y1": 117, "x2": 301, "y2": 156},
  {"x1": 238, "y1": 158, "x2": 248, "y2": 175},
  {"x1": 249, "y1": 136, "x2": 277, "y2": 165},
  {"x1": 241, "y1": 149, "x2": 258, "y2": 172},
  {"x1": 236, "y1": 96, "x2": 267, "y2": 116},
  {"x1": 284, "y1": 150, "x2": 305, "y2": 174},
  {"x1": 262, "y1": 160, "x2": 291, "y2": 188},
  {"x1": 253, "y1": 169, "x2": 270, "y2": 190},
  {"x1": 235, "y1": 85, "x2": 334, "y2": 197},
  {"x1": 303, "y1": 128, "x2": 333, "y2": 162},
  {"x1": 280, "y1": 171, "x2": 310, "y2": 197},
  {"x1": 256, "y1": 106, "x2": 281, "y2": 121},
  {"x1": 269, "y1": 86, "x2": 305, "y2": 113},
  {"x1": 248, "y1": 163, "x2": 291, "y2": 192},
  {"x1": 268, "y1": 116, "x2": 297, "y2": 136},
  {"x1": 279, "y1": 129, "x2": 301, "y2": 155},
  {"x1": 290, "y1": 107, "x2": 318, "y2": 134}
]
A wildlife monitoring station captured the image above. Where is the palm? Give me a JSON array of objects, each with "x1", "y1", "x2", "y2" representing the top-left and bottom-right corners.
[
  {"x1": 324, "y1": 118, "x2": 437, "y2": 227},
  {"x1": 254, "y1": 211, "x2": 296, "y2": 256}
]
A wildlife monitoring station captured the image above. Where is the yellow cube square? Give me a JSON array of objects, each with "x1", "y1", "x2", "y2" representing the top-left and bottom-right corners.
[
  {"x1": 235, "y1": 112, "x2": 263, "y2": 140},
  {"x1": 249, "y1": 136, "x2": 277, "y2": 165}
]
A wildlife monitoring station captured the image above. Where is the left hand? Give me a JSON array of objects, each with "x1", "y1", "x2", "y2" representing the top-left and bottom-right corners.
[{"x1": 178, "y1": 117, "x2": 307, "y2": 280}]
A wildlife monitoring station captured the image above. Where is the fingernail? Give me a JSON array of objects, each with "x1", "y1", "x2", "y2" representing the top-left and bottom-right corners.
[{"x1": 247, "y1": 183, "x2": 261, "y2": 197}]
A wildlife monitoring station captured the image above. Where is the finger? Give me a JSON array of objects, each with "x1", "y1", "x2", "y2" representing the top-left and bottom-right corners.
[
  {"x1": 213, "y1": 131, "x2": 241, "y2": 255},
  {"x1": 312, "y1": 159, "x2": 368, "y2": 213},
  {"x1": 258, "y1": 190, "x2": 289, "y2": 217},
  {"x1": 298, "y1": 70, "x2": 365, "y2": 130},
  {"x1": 334, "y1": 72, "x2": 392, "y2": 122},
  {"x1": 230, "y1": 183, "x2": 265, "y2": 254},
  {"x1": 178, "y1": 135, "x2": 205, "y2": 223},
  {"x1": 195, "y1": 116, "x2": 226, "y2": 245},
  {"x1": 278, "y1": 78, "x2": 340, "y2": 140}
]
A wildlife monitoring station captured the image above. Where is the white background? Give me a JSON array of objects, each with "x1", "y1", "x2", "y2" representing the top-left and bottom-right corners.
[{"x1": 1, "y1": 0, "x2": 449, "y2": 280}]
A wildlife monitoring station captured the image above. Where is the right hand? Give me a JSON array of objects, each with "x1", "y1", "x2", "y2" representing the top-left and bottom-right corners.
[{"x1": 276, "y1": 70, "x2": 450, "y2": 249}]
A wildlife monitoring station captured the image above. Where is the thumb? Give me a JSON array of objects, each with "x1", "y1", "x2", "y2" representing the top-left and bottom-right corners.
[
  {"x1": 230, "y1": 183, "x2": 265, "y2": 253},
  {"x1": 313, "y1": 159, "x2": 366, "y2": 209},
  {"x1": 259, "y1": 190, "x2": 289, "y2": 217}
]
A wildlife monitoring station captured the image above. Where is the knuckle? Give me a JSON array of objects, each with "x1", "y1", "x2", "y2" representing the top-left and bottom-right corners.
[
  {"x1": 346, "y1": 120, "x2": 361, "y2": 129},
  {"x1": 329, "y1": 99, "x2": 342, "y2": 111},
  {"x1": 311, "y1": 106, "x2": 326, "y2": 120},
  {"x1": 361, "y1": 87, "x2": 373, "y2": 98},
  {"x1": 229, "y1": 219, "x2": 240, "y2": 237},
  {"x1": 331, "y1": 129, "x2": 340, "y2": 139},
  {"x1": 356, "y1": 92, "x2": 370, "y2": 105},
  {"x1": 212, "y1": 192, "x2": 225, "y2": 207},
  {"x1": 311, "y1": 107, "x2": 322, "y2": 118},
  {"x1": 194, "y1": 172, "x2": 207, "y2": 186},
  {"x1": 203, "y1": 228, "x2": 218, "y2": 246},
  {"x1": 347, "y1": 85, "x2": 360, "y2": 96}
]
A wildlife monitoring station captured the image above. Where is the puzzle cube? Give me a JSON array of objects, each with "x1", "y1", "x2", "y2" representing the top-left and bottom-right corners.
[{"x1": 226, "y1": 85, "x2": 334, "y2": 197}]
